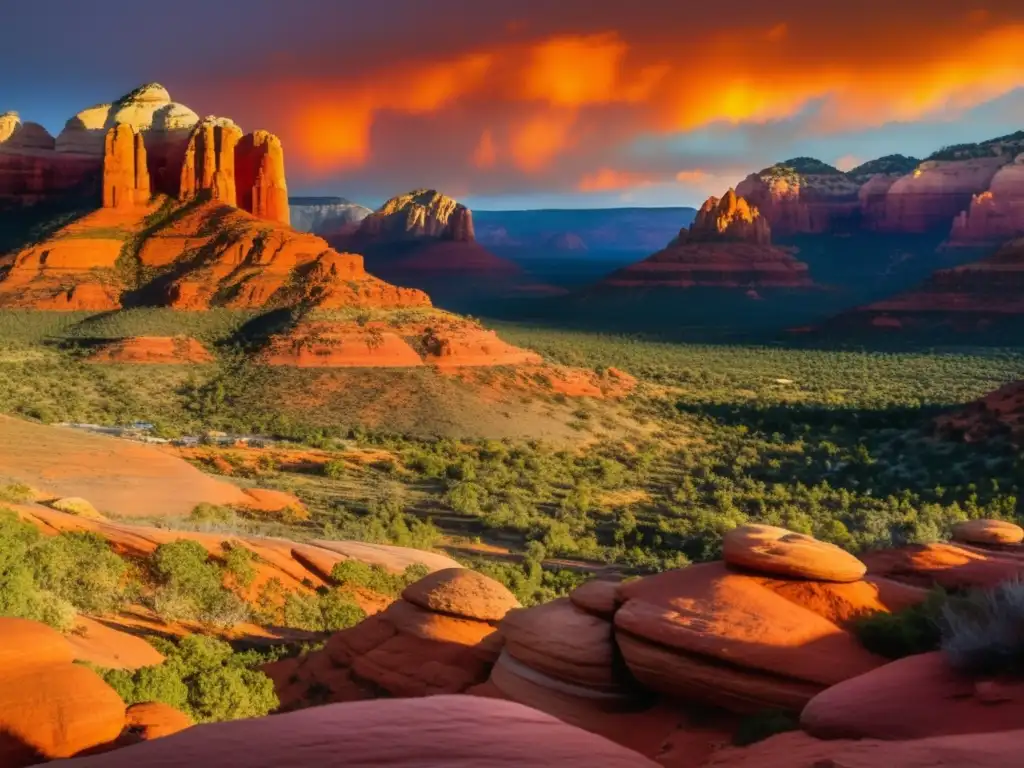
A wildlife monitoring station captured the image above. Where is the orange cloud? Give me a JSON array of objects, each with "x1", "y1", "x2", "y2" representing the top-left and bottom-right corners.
[
  {"x1": 275, "y1": 18, "x2": 1024, "y2": 186},
  {"x1": 674, "y1": 170, "x2": 712, "y2": 183},
  {"x1": 473, "y1": 129, "x2": 497, "y2": 169},
  {"x1": 578, "y1": 168, "x2": 658, "y2": 192}
]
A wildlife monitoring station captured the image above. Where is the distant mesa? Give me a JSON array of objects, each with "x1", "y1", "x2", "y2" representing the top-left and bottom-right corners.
[
  {"x1": 289, "y1": 196, "x2": 372, "y2": 237},
  {"x1": 544, "y1": 232, "x2": 588, "y2": 251},
  {"x1": 352, "y1": 188, "x2": 477, "y2": 243},
  {"x1": 822, "y1": 236, "x2": 1024, "y2": 335},
  {"x1": 599, "y1": 190, "x2": 813, "y2": 291}
]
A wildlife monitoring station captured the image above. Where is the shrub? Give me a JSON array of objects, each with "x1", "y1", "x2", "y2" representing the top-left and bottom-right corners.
[
  {"x1": 323, "y1": 460, "x2": 347, "y2": 480},
  {"x1": 222, "y1": 544, "x2": 257, "y2": 590},
  {"x1": 151, "y1": 540, "x2": 249, "y2": 628},
  {"x1": 189, "y1": 504, "x2": 235, "y2": 526},
  {"x1": 329, "y1": 560, "x2": 429, "y2": 597},
  {"x1": 99, "y1": 635, "x2": 279, "y2": 723},
  {"x1": 852, "y1": 590, "x2": 946, "y2": 659},
  {"x1": 31, "y1": 532, "x2": 127, "y2": 614},
  {"x1": 941, "y1": 580, "x2": 1024, "y2": 676},
  {"x1": 0, "y1": 483, "x2": 34, "y2": 503}
]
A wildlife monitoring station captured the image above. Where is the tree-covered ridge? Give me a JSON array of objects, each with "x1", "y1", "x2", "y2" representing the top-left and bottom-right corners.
[
  {"x1": 926, "y1": 130, "x2": 1024, "y2": 162},
  {"x1": 847, "y1": 155, "x2": 921, "y2": 178}
]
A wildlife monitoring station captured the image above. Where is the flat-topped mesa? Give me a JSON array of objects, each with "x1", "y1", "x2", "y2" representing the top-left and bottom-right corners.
[
  {"x1": 236, "y1": 130, "x2": 290, "y2": 226},
  {"x1": 357, "y1": 189, "x2": 476, "y2": 242},
  {"x1": 179, "y1": 117, "x2": 243, "y2": 207},
  {"x1": 102, "y1": 124, "x2": 150, "y2": 209},
  {"x1": 678, "y1": 190, "x2": 772, "y2": 246},
  {"x1": 947, "y1": 154, "x2": 1024, "y2": 245}
]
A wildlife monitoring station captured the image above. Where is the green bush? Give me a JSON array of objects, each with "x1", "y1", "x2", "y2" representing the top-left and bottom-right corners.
[
  {"x1": 852, "y1": 590, "x2": 947, "y2": 659},
  {"x1": 329, "y1": 560, "x2": 429, "y2": 597},
  {"x1": 100, "y1": 635, "x2": 279, "y2": 723},
  {"x1": 222, "y1": 544, "x2": 257, "y2": 589},
  {"x1": 0, "y1": 483, "x2": 34, "y2": 504},
  {"x1": 189, "y1": 504, "x2": 235, "y2": 526},
  {"x1": 151, "y1": 540, "x2": 248, "y2": 628},
  {"x1": 279, "y1": 589, "x2": 366, "y2": 632}
]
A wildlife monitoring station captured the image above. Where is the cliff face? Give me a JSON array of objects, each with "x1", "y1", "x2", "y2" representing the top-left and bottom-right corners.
[
  {"x1": 236, "y1": 131, "x2": 290, "y2": 226},
  {"x1": 0, "y1": 113, "x2": 100, "y2": 208},
  {"x1": 826, "y1": 237, "x2": 1024, "y2": 332},
  {"x1": 102, "y1": 125, "x2": 150, "y2": 210},
  {"x1": 179, "y1": 118, "x2": 243, "y2": 207},
  {"x1": 947, "y1": 155, "x2": 1024, "y2": 245},
  {"x1": 601, "y1": 191, "x2": 813, "y2": 290},
  {"x1": 736, "y1": 159, "x2": 861, "y2": 236},
  {"x1": 356, "y1": 189, "x2": 476, "y2": 242}
]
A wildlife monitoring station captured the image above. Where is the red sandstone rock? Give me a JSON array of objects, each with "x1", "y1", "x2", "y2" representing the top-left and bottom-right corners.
[
  {"x1": 952, "y1": 519, "x2": 1024, "y2": 546},
  {"x1": 87, "y1": 337, "x2": 213, "y2": 364},
  {"x1": 356, "y1": 189, "x2": 475, "y2": 241},
  {"x1": 60, "y1": 696, "x2": 661, "y2": 767},
  {"x1": 680, "y1": 190, "x2": 771, "y2": 246},
  {"x1": 0, "y1": 618, "x2": 75, "y2": 671},
  {"x1": 102, "y1": 124, "x2": 150, "y2": 209},
  {"x1": 735, "y1": 161, "x2": 860, "y2": 235},
  {"x1": 236, "y1": 130, "x2": 289, "y2": 225},
  {"x1": 123, "y1": 703, "x2": 192, "y2": 741},
  {"x1": 702, "y1": 729, "x2": 1023, "y2": 768},
  {"x1": 723, "y1": 524, "x2": 867, "y2": 582},
  {"x1": 801, "y1": 651, "x2": 1024, "y2": 741},
  {"x1": 862, "y1": 542, "x2": 1024, "y2": 589},
  {"x1": 613, "y1": 562, "x2": 885, "y2": 712},
  {"x1": 179, "y1": 118, "x2": 243, "y2": 206},
  {"x1": 569, "y1": 578, "x2": 621, "y2": 619},
  {"x1": 65, "y1": 617, "x2": 166, "y2": 670},
  {"x1": 0, "y1": 663, "x2": 126, "y2": 764},
  {"x1": 402, "y1": 567, "x2": 520, "y2": 621}
]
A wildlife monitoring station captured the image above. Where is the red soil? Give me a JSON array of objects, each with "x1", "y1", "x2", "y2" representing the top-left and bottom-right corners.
[{"x1": 87, "y1": 336, "x2": 213, "y2": 364}]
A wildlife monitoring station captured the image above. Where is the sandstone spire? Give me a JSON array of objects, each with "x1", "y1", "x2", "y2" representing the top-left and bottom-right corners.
[
  {"x1": 236, "y1": 130, "x2": 290, "y2": 225},
  {"x1": 179, "y1": 118, "x2": 243, "y2": 206},
  {"x1": 102, "y1": 124, "x2": 150, "y2": 209}
]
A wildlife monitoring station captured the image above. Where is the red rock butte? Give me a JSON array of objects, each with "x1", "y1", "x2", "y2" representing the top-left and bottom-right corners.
[{"x1": 602, "y1": 189, "x2": 813, "y2": 290}]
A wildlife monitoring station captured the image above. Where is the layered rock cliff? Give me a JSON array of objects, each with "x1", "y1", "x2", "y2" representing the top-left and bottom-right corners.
[
  {"x1": 179, "y1": 118, "x2": 243, "y2": 207},
  {"x1": 824, "y1": 237, "x2": 1024, "y2": 333},
  {"x1": 600, "y1": 191, "x2": 813, "y2": 290},
  {"x1": 355, "y1": 189, "x2": 476, "y2": 242},
  {"x1": 947, "y1": 154, "x2": 1024, "y2": 245},
  {"x1": 736, "y1": 158, "x2": 861, "y2": 235},
  {"x1": 0, "y1": 112, "x2": 100, "y2": 208},
  {"x1": 237, "y1": 131, "x2": 290, "y2": 226},
  {"x1": 102, "y1": 125, "x2": 150, "y2": 210}
]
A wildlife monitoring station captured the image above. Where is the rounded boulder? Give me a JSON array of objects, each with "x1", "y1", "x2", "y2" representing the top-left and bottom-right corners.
[
  {"x1": 952, "y1": 519, "x2": 1024, "y2": 547},
  {"x1": 402, "y1": 568, "x2": 520, "y2": 622},
  {"x1": 723, "y1": 524, "x2": 867, "y2": 582}
]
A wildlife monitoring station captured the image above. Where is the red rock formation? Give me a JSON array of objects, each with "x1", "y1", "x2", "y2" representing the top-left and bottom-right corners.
[
  {"x1": 179, "y1": 118, "x2": 243, "y2": 206},
  {"x1": 827, "y1": 238, "x2": 1024, "y2": 332},
  {"x1": 122, "y1": 703, "x2": 192, "y2": 743},
  {"x1": 61, "y1": 697, "x2": 660, "y2": 768},
  {"x1": 936, "y1": 380, "x2": 1024, "y2": 445},
  {"x1": 0, "y1": 113, "x2": 100, "y2": 208},
  {"x1": 236, "y1": 130, "x2": 289, "y2": 225},
  {"x1": 952, "y1": 519, "x2": 1024, "y2": 546},
  {"x1": 102, "y1": 124, "x2": 150, "y2": 209},
  {"x1": 599, "y1": 191, "x2": 813, "y2": 290},
  {"x1": 722, "y1": 524, "x2": 867, "y2": 582},
  {"x1": 862, "y1": 541, "x2": 1024, "y2": 590},
  {"x1": 801, "y1": 651, "x2": 1024, "y2": 741},
  {"x1": 735, "y1": 160, "x2": 860, "y2": 235},
  {"x1": 271, "y1": 569, "x2": 519, "y2": 709},
  {"x1": 682, "y1": 190, "x2": 771, "y2": 246},
  {"x1": 356, "y1": 190, "x2": 475, "y2": 241},
  {"x1": 86, "y1": 337, "x2": 214, "y2": 364},
  {"x1": 0, "y1": 618, "x2": 127, "y2": 766},
  {"x1": 948, "y1": 156, "x2": 1024, "y2": 245}
]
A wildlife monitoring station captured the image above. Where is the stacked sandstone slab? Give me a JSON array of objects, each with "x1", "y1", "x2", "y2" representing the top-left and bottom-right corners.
[
  {"x1": 735, "y1": 162, "x2": 861, "y2": 235},
  {"x1": 948, "y1": 156, "x2": 1024, "y2": 246},
  {"x1": 612, "y1": 526, "x2": 922, "y2": 714},
  {"x1": 269, "y1": 569, "x2": 520, "y2": 709},
  {"x1": 602, "y1": 190, "x2": 813, "y2": 290}
]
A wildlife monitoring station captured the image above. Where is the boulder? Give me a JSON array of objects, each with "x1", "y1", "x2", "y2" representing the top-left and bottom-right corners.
[
  {"x1": 59, "y1": 696, "x2": 660, "y2": 767},
  {"x1": 569, "y1": 578, "x2": 621, "y2": 619},
  {"x1": 952, "y1": 519, "x2": 1024, "y2": 547},
  {"x1": 613, "y1": 562, "x2": 886, "y2": 712},
  {"x1": 802, "y1": 651, "x2": 1024, "y2": 741},
  {"x1": 862, "y1": 542, "x2": 1024, "y2": 589},
  {"x1": 402, "y1": 567, "x2": 521, "y2": 621},
  {"x1": 723, "y1": 524, "x2": 867, "y2": 582},
  {"x1": 0, "y1": 663, "x2": 125, "y2": 763},
  {"x1": 0, "y1": 618, "x2": 74, "y2": 671},
  {"x1": 123, "y1": 703, "x2": 192, "y2": 742}
]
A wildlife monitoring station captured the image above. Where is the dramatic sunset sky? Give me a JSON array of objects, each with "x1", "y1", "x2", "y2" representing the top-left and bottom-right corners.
[{"x1": 5, "y1": 0, "x2": 1024, "y2": 209}]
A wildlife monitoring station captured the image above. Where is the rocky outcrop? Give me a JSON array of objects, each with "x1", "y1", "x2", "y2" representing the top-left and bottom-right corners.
[
  {"x1": 0, "y1": 111, "x2": 99, "y2": 208},
  {"x1": 0, "y1": 112, "x2": 55, "y2": 151},
  {"x1": 722, "y1": 524, "x2": 867, "y2": 582},
  {"x1": 236, "y1": 130, "x2": 289, "y2": 225},
  {"x1": 862, "y1": 541, "x2": 1024, "y2": 590},
  {"x1": 948, "y1": 155, "x2": 1024, "y2": 245},
  {"x1": 801, "y1": 651, "x2": 1024, "y2": 741},
  {"x1": 736, "y1": 158, "x2": 861, "y2": 235},
  {"x1": 598, "y1": 191, "x2": 813, "y2": 291},
  {"x1": 935, "y1": 380, "x2": 1024, "y2": 445},
  {"x1": 86, "y1": 336, "x2": 214, "y2": 364},
  {"x1": 269, "y1": 569, "x2": 519, "y2": 709},
  {"x1": 356, "y1": 189, "x2": 475, "y2": 242},
  {"x1": 0, "y1": 618, "x2": 128, "y2": 765},
  {"x1": 680, "y1": 190, "x2": 771, "y2": 246},
  {"x1": 179, "y1": 118, "x2": 243, "y2": 206},
  {"x1": 60, "y1": 697, "x2": 660, "y2": 768},
  {"x1": 824, "y1": 238, "x2": 1024, "y2": 333},
  {"x1": 952, "y1": 519, "x2": 1024, "y2": 546},
  {"x1": 122, "y1": 703, "x2": 192, "y2": 743},
  {"x1": 102, "y1": 124, "x2": 150, "y2": 209},
  {"x1": 289, "y1": 196, "x2": 372, "y2": 236}
]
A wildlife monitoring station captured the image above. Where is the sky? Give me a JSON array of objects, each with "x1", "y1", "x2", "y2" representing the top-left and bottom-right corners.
[{"x1": 4, "y1": 0, "x2": 1024, "y2": 210}]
